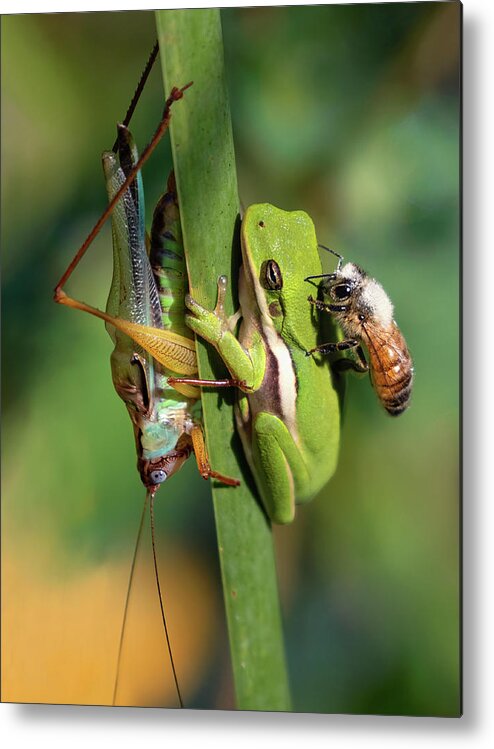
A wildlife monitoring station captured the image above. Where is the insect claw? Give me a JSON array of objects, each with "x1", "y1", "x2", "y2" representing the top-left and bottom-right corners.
[{"x1": 168, "y1": 82, "x2": 194, "y2": 105}]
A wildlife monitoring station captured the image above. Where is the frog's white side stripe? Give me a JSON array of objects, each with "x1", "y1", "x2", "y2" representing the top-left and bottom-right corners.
[{"x1": 242, "y1": 257, "x2": 300, "y2": 444}]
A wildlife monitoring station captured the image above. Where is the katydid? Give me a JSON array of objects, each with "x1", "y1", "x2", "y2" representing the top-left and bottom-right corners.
[
  {"x1": 54, "y1": 93, "x2": 239, "y2": 493},
  {"x1": 54, "y1": 65, "x2": 237, "y2": 709}
]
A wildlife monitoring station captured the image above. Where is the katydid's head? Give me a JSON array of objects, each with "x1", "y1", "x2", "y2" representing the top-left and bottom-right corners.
[
  {"x1": 138, "y1": 440, "x2": 192, "y2": 495},
  {"x1": 240, "y1": 204, "x2": 322, "y2": 334},
  {"x1": 113, "y1": 359, "x2": 192, "y2": 493}
]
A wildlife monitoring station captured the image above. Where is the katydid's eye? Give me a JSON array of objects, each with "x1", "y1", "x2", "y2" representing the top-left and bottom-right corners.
[
  {"x1": 150, "y1": 469, "x2": 167, "y2": 485},
  {"x1": 333, "y1": 283, "x2": 352, "y2": 301},
  {"x1": 263, "y1": 260, "x2": 283, "y2": 291}
]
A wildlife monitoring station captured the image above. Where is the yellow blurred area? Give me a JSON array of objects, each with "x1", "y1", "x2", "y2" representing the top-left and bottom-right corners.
[{"x1": 2, "y1": 529, "x2": 219, "y2": 707}]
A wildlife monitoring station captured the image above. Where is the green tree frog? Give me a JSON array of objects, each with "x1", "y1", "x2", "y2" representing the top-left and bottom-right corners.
[{"x1": 171, "y1": 204, "x2": 341, "y2": 524}]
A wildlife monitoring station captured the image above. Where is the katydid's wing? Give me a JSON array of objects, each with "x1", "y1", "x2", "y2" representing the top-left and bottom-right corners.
[
  {"x1": 103, "y1": 126, "x2": 162, "y2": 335},
  {"x1": 100, "y1": 126, "x2": 197, "y2": 381}
]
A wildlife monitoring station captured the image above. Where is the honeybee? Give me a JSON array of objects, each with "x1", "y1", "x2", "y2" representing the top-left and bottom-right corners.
[{"x1": 305, "y1": 248, "x2": 413, "y2": 416}]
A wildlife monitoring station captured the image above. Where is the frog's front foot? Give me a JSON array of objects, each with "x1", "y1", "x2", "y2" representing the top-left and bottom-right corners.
[{"x1": 185, "y1": 276, "x2": 230, "y2": 345}]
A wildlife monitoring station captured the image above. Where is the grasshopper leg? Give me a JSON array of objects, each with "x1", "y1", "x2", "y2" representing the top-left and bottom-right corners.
[{"x1": 55, "y1": 290, "x2": 197, "y2": 376}]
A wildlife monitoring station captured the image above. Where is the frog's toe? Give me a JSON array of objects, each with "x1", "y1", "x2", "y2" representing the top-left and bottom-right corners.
[
  {"x1": 185, "y1": 294, "x2": 208, "y2": 319},
  {"x1": 185, "y1": 312, "x2": 202, "y2": 333},
  {"x1": 184, "y1": 293, "x2": 196, "y2": 312},
  {"x1": 185, "y1": 310, "x2": 223, "y2": 344}
]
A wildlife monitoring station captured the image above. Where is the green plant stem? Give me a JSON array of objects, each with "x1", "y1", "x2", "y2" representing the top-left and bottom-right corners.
[{"x1": 156, "y1": 9, "x2": 291, "y2": 712}]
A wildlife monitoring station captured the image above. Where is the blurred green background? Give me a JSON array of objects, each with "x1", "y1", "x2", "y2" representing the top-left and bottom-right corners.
[{"x1": 1, "y1": 3, "x2": 460, "y2": 715}]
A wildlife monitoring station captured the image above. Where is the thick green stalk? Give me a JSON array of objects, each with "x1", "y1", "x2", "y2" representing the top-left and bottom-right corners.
[{"x1": 156, "y1": 9, "x2": 291, "y2": 711}]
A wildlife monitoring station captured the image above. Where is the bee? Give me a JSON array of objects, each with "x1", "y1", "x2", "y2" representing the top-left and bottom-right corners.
[{"x1": 305, "y1": 248, "x2": 413, "y2": 416}]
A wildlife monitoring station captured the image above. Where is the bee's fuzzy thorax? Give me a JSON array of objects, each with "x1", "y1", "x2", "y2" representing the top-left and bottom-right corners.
[
  {"x1": 339, "y1": 262, "x2": 394, "y2": 329},
  {"x1": 360, "y1": 278, "x2": 394, "y2": 328}
]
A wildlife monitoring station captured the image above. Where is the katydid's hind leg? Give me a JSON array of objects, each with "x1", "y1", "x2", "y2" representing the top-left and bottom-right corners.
[
  {"x1": 54, "y1": 83, "x2": 192, "y2": 299},
  {"x1": 250, "y1": 413, "x2": 311, "y2": 525},
  {"x1": 54, "y1": 291, "x2": 158, "y2": 346},
  {"x1": 190, "y1": 425, "x2": 240, "y2": 486},
  {"x1": 55, "y1": 293, "x2": 198, "y2": 375},
  {"x1": 54, "y1": 289, "x2": 113, "y2": 321}
]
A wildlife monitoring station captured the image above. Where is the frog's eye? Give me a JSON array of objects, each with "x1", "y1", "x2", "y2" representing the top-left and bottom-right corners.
[
  {"x1": 263, "y1": 260, "x2": 283, "y2": 291},
  {"x1": 332, "y1": 283, "x2": 352, "y2": 301},
  {"x1": 149, "y1": 469, "x2": 167, "y2": 485}
]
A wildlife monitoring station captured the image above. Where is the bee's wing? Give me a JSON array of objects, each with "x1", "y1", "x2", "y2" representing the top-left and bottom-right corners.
[{"x1": 361, "y1": 321, "x2": 412, "y2": 384}]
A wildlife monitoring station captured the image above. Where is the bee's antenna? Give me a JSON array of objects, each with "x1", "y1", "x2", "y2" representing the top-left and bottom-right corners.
[{"x1": 318, "y1": 244, "x2": 343, "y2": 270}]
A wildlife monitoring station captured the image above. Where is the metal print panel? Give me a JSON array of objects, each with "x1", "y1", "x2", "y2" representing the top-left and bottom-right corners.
[{"x1": 1, "y1": 2, "x2": 461, "y2": 716}]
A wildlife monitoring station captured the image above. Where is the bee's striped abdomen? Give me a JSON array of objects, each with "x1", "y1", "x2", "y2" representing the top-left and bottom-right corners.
[{"x1": 366, "y1": 324, "x2": 413, "y2": 416}]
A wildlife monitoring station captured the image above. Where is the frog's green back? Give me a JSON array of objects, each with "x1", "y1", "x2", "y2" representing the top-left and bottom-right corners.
[
  {"x1": 243, "y1": 204, "x2": 321, "y2": 345},
  {"x1": 242, "y1": 203, "x2": 341, "y2": 503}
]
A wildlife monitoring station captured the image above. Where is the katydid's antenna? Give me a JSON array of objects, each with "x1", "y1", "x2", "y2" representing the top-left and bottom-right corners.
[
  {"x1": 113, "y1": 490, "x2": 184, "y2": 708},
  {"x1": 112, "y1": 40, "x2": 160, "y2": 153},
  {"x1": 149, "y1": 491, "x2": 184, "y2": 709},
  {"x1": 112, "y1": 494, "x2": 149, "y2": 706}
]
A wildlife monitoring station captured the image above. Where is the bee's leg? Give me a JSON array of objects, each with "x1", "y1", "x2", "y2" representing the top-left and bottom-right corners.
[
  {"x1": 307, "y1": 340, "x2": 369, "y2": 376},
  {"x1": 307, "y1": 295, "x2": 349, "y2": 314},
  {"x1": 306, "y1": 338, "x2": 359, "y2": 357},
  {"x1": 333, "y1": 345, "x2": 369, "y2": 374}
]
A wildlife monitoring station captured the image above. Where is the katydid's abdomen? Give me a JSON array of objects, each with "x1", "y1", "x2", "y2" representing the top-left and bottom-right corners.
[{"x1": 150, "y1": 174, "x2": 190, "y2": 339}]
